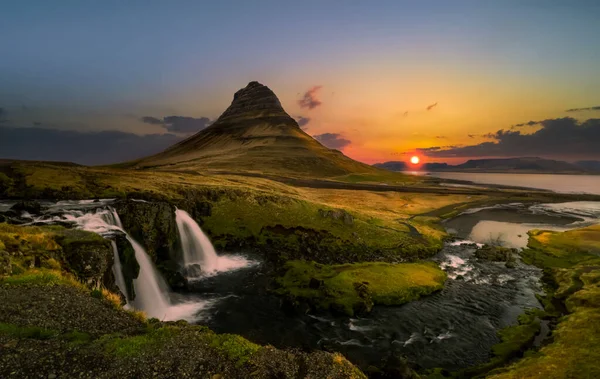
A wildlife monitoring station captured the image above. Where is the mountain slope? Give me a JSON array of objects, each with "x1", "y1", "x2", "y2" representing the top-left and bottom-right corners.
[{"x1": 125, "y1": 82, "x2": 383, "y2": 178}]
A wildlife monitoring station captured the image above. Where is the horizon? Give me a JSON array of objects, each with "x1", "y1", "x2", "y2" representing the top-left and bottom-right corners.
[{"x1": 1, "y1": 1, "x2": 600, "y2": 166}]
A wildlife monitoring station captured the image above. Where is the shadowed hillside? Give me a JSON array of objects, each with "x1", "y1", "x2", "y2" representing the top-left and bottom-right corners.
[{"x1": 122, "y1": 82, "x2": 385, "y2": 178}]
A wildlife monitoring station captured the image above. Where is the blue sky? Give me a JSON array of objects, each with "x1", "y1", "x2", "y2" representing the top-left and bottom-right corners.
[{"x1": 1, "y1": 1, "x2": 599, "y2": 163}]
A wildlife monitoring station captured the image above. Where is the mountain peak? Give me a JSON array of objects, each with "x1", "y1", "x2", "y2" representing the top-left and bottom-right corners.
[{"x1": 216, "y1": 81, "x2": 290, "y2": 124}]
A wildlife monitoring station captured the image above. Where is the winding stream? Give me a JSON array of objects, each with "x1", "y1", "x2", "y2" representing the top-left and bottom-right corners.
[{"x1": 2, "y1": 199, "x2": 599, "y2": 371}]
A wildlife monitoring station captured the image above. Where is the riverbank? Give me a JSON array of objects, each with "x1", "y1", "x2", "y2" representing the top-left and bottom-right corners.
[{"x1": 0, "y1": 226, "x2": 365, "y2": 378}]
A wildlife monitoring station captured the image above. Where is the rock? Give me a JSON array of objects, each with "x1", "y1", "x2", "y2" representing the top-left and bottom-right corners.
[
  {"x1": 216, "y1": 81, "x2": 290, "y2": 123},
  {"x1": 475, "y1": 245, "x2": 515, "y2": 262},
  {"x1": 0, "y1": 250, "x2": 12, "y2": 275},
  {"x1": 10, "y1": 200, "x2": 42, "y2": 215},
  {"x1": 318, "y1": 208, "x2": 354, "y2": 225},
  {"x1": 309, "y1": 277, "x2": 323, "y2": 289},
  {"x1": 505, "y1": 260, "x2": 517, "y2": 269},
  {"x1": 54, "y1": 229, "x2": 113, "y2": 288}
]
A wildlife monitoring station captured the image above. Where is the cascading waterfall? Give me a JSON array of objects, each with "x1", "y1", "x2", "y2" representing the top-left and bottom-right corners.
[
  {"x1": 101, "y1": 209, "x2": 171, "y2": 319},
  {"x1": 176, "y1": 209, "x2": 219, "y2": 274},
  {"x1": 21, "y1": 201, "x2": 222, "y2": 322},
  {"x1": 175, "y1": 209, "x2": 253, "y2": 277},
  {"x1": 110, "y1": 240, "x2": 129, "y2": 302}
]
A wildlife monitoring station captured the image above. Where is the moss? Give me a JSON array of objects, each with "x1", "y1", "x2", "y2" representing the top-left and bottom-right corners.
[
  {"x1": 0, "y1": 322, "x2": 60, "y2": 340},
  {"x1": 99, "y1": 326, "x2": 180, "y2": 357},
  {"x1": 482, "y1": 226, "x2": 600, "y2": 379},
  {"x1": 275, "y1": 260, "x2": 446, "y2": 316},
  {"x1": 208, "y1": 333, "x2": 262, "y2": 366}
]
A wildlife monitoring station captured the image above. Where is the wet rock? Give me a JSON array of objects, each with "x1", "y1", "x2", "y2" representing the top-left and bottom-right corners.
[
  {"x1": 10, "y1": 200, "x2": 42, "y2": 215},
  {"x1": 318, "y1": 208, "x2": 354, "y2": 225},
  {"x1": 54, "y1": 229, "x2": 113, "y2": 288},
  {"x1": 475, "y1": 245, "x2": 517, "y2": 262}
]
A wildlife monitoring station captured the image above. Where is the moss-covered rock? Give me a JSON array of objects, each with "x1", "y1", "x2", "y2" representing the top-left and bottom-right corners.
[{"x1": 275, "y1": 260, "x2": 446, "y2": 316}]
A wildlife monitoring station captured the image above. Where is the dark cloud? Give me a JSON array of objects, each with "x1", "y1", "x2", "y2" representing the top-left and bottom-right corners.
[
  {"x1": 426, "y1": 102, "x2": 438, "y2": 111},
  {"x1": 468, "y1": 134, "x2": 476, "y2": 138},
  {"x1": 140, "y1": 116, "x2": 164, "y2": 125},
  {"x1": 0, "y1": 126, "x2": 183, "y2": 165},
  {"x1": 313, "y1": 133, "x2": 351, "y2": 150},
  {"x1": 0, "y1": 108, "x2": 6, "y2": 123},
  {"x1": 418, "y1": 117, "x2": 600, "y2": 159},
  {"x1": 295, "y1": 116, "x2": 311, "y2": 129},
  {"x1": 140, "y1": 115, "x2": 212, "y2": 134},
  {"x1": 513, "y1": 120, "x2": 539, "y2": 128},
  {"x1": 298, "y1": 86, "x2": 323, "y2": 110},
  {"x1": 565, "y1": 106, "x2": 600, "y2": 112}
]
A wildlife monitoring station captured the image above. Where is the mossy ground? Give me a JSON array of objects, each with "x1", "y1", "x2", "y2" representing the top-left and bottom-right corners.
[
  {"x1": 276, "y1": 260, "x2": 446, "y2": 316},
  {"x1": 468, "y1": 225, "x2": 600, "y2": 379},
  {"x1": 0, "y1": 247, "x2": 366, "y2": 378}
]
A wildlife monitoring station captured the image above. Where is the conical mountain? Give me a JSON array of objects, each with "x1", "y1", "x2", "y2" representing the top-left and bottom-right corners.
[{"x1": 127, "y1": 81, "x2": 382, "y2": 177}]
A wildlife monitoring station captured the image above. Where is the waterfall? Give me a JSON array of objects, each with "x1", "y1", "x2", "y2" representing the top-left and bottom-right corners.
[
  {"x1": 175, "y1": 209, "x2": 254, "y2": 277},
  {"x1": 176, "y1": 209, "x2": 219, "y2": 274},
  {"x1": 110, "y1": 240, "x2": 129, "y2": 302},
  {"x1": 126, "y1": 236, "x2": 171, "y2": 319}
]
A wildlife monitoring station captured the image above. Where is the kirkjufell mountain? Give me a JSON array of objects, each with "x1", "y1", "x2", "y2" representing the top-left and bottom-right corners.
[{"x1": 125, "y1": 81, "x2": 381, "y2": 177}]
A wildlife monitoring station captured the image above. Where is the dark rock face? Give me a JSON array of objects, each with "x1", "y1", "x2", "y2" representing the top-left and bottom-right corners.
[
  {"x1": 53, "y1": 229, "x2": 113, "y2": 289},
  {"x1": 114, "y1": 233, "x2": 139, "y2": 300},
  {"x1": 10, "y1": 200, "x2": 42, "y2": 215},
  {"x1": 216, "y1": 81, "x2": 293, "y2": 124},
  {"x1": 318, "y1": 208, "x2": 354, "y2": 225}
]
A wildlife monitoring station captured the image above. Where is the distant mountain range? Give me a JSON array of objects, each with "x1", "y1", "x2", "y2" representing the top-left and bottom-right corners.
[{"x1": 374, "y1": 157, "x2": 600, "y2": 174}]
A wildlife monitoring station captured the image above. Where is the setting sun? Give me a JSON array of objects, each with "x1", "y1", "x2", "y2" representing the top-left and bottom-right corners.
[{"x1": 410, "y1": 156, "x2": 420, "y2": 165}]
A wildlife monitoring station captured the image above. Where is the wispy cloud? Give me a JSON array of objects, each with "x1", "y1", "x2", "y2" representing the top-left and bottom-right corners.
[
  {"x1": 298, "y1": 86, "x2": 323, "y2": 110},
  {"x1": 295, "y1": 116, "x2": 310, "y2": 129},
  {"x1": 426, "y1": 102, "x2": 438, "y2": 111},
  {"x1": 565, "y1": 106, "x2": 600, "y2": 112}
]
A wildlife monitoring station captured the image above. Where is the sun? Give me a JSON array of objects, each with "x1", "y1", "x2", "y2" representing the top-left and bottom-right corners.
[{"x1": 410, "y1": 155, "x2": 420, "y2": 165}]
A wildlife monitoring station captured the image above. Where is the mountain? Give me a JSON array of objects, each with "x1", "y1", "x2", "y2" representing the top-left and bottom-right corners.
[
  {"x1": 373, "y1": 161, "x2": 449, "y2": 171},
  {"x1": 124, "y1": 81, "x2": 383, "y2": 178},
  {"x1": 375, "y1": 157, "x2": 597, "y2": 174},
  {"x1": 575, "y1": 160, "x2": 600, "y2": 172}
]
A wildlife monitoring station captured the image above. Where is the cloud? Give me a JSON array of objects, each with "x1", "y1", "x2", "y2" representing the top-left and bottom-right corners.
[
  {"x1": 565, "y1": 106, "x2": 600, "y2": 112},
  {"x1": 140, "y1": 115, "x2": 212, "y2": 134},
  {"x1": 298, "y1": 86, "x2": 323, "y2": 110},
  {"x1": 468, "y1": 134, "x2": 476, "y2": 138},
  {"x1": 513, "y1": 120, "x2": 539, "y2": 128},
  {"x1": 403, "y1": 111, "x2": 408, "y2": 117},
  {"x1": 140, "y1": 116, "x2": 164, "y2": 125},
  {"x1": 313, "y1": 133, "x2": 351, "y2": 150},
  {"x1": 417, "y1": 117, "x2": 600, "y2": 159},
  {"x1": 0, "y1": 126, "x2": 183, "y2": 165},
  {"x1": 295, "y1": 116, "x2": 311, "y2": 129},
  {"x1": 426, "y1": 102, "x2": 438, "y2": 111},
  {"x1": 0, "y1": 108, "x2": 6, "y2": 123},
  {"x1": 435, "y1": 135, "x2": 447, "y2": 139}
]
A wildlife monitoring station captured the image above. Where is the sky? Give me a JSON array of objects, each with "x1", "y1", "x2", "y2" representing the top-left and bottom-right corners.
[{"x1": 1, "y1": 0, "x2": 600, "y2": 165}]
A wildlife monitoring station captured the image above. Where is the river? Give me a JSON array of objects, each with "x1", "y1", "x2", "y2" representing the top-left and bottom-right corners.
[
  {"x1": 405, "y1": 171, "x2": 600, "y2": 195},
  {"x1": 3, "y1": 199, "x2": 599, "y2": 372}
]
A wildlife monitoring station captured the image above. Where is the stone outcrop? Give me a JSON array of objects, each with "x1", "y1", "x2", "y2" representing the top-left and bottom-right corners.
[{"x1": 215, "y1": 81, "x2": 293, "y2": 124}]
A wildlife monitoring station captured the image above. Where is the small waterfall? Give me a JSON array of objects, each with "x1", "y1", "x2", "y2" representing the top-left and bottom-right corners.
[
  {"x1": 110, "y1": 240, "x2": 129, "y2": 302},
  {"x1": 175, "y1": 209, "x2": 254, "y2": 277},
  {"x1": 176, "y1": 209, "x2": 219, "y2": 274},
  {"x1": 127, "y1": 236, "x2": 171, "y2": 319}
]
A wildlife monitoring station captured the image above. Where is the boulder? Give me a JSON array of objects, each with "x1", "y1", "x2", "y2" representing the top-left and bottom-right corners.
[
  {"x1": 10, "y1": 200, "x2": 42, "y2": 215},
  {"x1": 318, "y1": 208, "x2": 354, "y2": 225}
]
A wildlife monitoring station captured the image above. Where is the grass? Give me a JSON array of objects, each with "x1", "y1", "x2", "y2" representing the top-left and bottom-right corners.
[
  {"x1": 0, "y1": 268, "x2": 88, "y2": 291},
  {"x1": 275, "y1": 260, "x2": 446, "y2": 316},
  {"x1": 0, "y1": 322, "x2": 60, "y2": 340}
]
